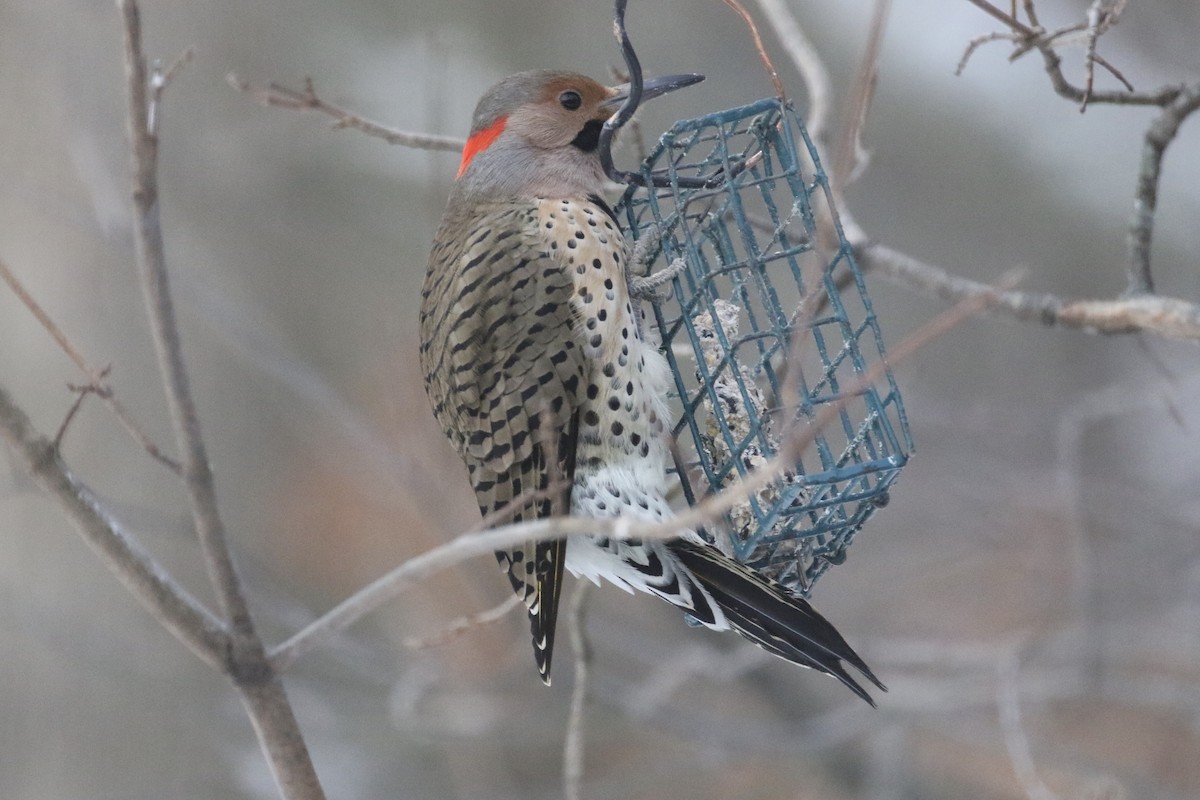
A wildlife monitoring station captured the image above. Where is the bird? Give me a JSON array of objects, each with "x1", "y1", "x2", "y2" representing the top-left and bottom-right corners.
[{"x1": 419, "y1": 69, "x2": 885, "y2": 704}]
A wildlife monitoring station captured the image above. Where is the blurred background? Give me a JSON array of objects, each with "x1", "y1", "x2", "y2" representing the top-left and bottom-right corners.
[{"x1": 2, "y1": 0, "x2": 1199, "y2": 798}]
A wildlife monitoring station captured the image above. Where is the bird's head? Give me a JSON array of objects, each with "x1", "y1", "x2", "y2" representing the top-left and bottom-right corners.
[{"x1": 453, "y1": 69, "x2": 702, "y2": 199}]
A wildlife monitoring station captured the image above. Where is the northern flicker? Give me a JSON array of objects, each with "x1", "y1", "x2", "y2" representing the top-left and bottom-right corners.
[{"x1": 419, "y1": 70, "x2": 885, "y2": 704}]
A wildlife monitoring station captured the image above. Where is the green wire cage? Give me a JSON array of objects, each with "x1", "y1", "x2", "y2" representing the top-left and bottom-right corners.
[{"x1": 617, "y1": 97, "x2": 912, "y2": 595}]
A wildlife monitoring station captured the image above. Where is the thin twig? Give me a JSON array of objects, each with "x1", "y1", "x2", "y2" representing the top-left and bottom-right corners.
[
  {"x1": 269, "y1": 517, "x2": 615, "y2": 672},
  {"x1": 563, "y1": 583, "x2": 592, "y2": 800},
  {"x1": 403, "y1": 594, "x2": 523, "y2": 650},
  {"x1": 833, "y1": 0, "x2": 891, "y2": 192},
  {"x1": 751, "y1": 0, "x2": 833, "y2": 143},
  {"x1": 956, "y1": 31, "x2": 1013, "y2": 76},
  {"x1": 0, "y1": 257, "x2": 182, "y2": 473},
  {"x1": 147, "y1": 46, "x2": 194, "y2": 136},
  {"x1": 228, "y1": 74, "x2": 465, "y2": 152},
  {"x1": 721, "y1": 0, "x2": 786, "y2": 100},
  {"x1": 964, "y1": 0, "x2": 1035, "y2": 35},
  {"x1": 1080, "y1": 0, "x2": 1130, "y2": 111},
  {"x1": 1080, "y1": 12, "x2": 1098, "y2": 112},
  {"x1": 0, "y1": 383, "x2": 229, "y2": 670},
  {"x1": 0, "y1": 260, "x2": 102, "y2": 376},
  {"x1": 1089, "y1": 53, "x2": 1134, "y2": 94},
  {"x1": 1020, "y1": 0, "x2": 1041, "y2": 27},
  {"x1": 56, "y1": 370, "x2": 110, "y2": 448},
  {"x1": 1126, "y1": 81, "x2": 1200, "y2": 296},
  {"x1": 270, "y1": 477, "x2": 569, "y2": 671}
]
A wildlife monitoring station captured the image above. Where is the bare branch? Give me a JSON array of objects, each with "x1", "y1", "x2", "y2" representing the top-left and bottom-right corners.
[
  {"x1": 1033, "y1": 44, "x2": 1169, "y2": 108},
  {"x1": 0, "y1": 383, "x2": 228, "y2": 670},
  {"x1": 934, "y1": 3, "x2": 1199, "y2": 326},
  {"x1": 563, "y1": 584, "x2": 592, "y2": 800},
  {"x1": 964, "y1": 0, "x2": 1177, "y2": 109},
  {"x1": 0, "y1": 256, "x2": 182, "y2": 473},
  {"x1": 119, "y1": 0, "x2": 255, "y2": 642},
  {"x1": 956, "y1": 2, "x2": 1199, "y2": 302},
  {"x1": 228, "y1": 74, "x2": 465, "y2": 152},
  {"x1": 1127, "y1": 81, "x2": 1200, "y2": 295},
  {"x1": 750, "y1": 0, "x2": 834, "y2": 143},
  {"x1": 237, "y1": 677, "x2": 328, "y2": 800},
  {"x1": 117, "y1": 4, "x2": 324, "y2": 797},
  {"x1": 743, "y1": 201, "x2": 1200, "y2": 341},
  {"x1": 859, "y1": 244, "x2": 1200, "y2": 339}
]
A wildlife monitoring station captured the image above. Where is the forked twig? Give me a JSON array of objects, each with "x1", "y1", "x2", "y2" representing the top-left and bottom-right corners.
[
  {"x1": 960, "y1": 0, "x2": 1140, "y2": 111},
  {"x1": 1080, "y1": 0, "x2": 1130, "y2": 110},
  {"x1": 0, "y1": 257, "x2": 182, "y2": 472}
]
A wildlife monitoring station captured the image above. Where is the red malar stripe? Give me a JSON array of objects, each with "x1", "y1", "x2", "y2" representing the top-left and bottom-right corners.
[{"x1": 457, "y1": 116, "x2": 508, "y2": 178}]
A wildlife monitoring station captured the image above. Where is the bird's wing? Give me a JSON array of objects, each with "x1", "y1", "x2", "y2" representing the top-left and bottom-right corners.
[{"x1": 420, "y1": 201, "x2": 587, "y2": 684}]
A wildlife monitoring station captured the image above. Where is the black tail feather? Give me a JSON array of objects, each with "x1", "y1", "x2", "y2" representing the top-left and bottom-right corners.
[{"x1": 669, "y1": 538, "x2": 885, "y2": 705}]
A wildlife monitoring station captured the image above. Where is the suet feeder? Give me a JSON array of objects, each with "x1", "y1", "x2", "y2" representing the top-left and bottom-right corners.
[{"x1": 615, "y1": 98, "x2": 912, "y2": 594}]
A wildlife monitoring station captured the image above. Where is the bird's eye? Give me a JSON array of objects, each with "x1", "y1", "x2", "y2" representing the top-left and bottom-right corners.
[{"x1": 559, "y1": 90, "x2": 582, "y2": 111}]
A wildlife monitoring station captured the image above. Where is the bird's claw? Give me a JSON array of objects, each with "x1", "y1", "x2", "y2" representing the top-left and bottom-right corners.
[
  {"x1": 626, "y1": 223, "x2": 686, "y2": 302},
  {"x1": 628, "y1": 256, "x2": 687, "y2": 302}
]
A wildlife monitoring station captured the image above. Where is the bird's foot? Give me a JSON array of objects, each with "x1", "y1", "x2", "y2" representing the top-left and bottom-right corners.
[{"x1": 628, "y1": 256, "x2": 687, "y2": 302}]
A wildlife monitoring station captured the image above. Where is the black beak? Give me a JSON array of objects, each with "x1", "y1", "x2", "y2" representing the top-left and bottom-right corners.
[{"x1": 602, "y1": 73, "x2": 704, "y2": 109}]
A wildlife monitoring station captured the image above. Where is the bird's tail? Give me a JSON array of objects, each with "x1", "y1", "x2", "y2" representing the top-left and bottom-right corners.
[{"x1": 668, "y1": 538, "x2": 886, "y2": 706}]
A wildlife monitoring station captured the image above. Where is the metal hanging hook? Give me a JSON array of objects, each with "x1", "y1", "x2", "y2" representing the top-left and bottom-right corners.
[
  {"x1": 598, "y1": 0, "x2": 644, "y2": 186},
  {"x1": 599, "y1": 0, "x2": 715, "y2": 190}
]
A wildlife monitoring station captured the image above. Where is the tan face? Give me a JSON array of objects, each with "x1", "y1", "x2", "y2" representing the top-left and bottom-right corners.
[{"x1": 506, "y1": 75, "x2": 616, "y2": 151}]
